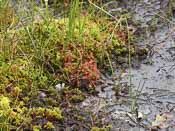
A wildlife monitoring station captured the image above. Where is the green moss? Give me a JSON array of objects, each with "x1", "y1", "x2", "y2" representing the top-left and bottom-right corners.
[
  {"x1": 33, "y1": 125, "x2": 42, "y2": 131},
  {"x1": 91, "y1": 125, "x2": 112, "y2": 131},
  {"x1": 91, "y1": 127, "x2": 106, "y2": 131},
  {"x1": 167, "y1": 0, "x2": 175, "y2": 17},
  {"x1": 69, "y1": 95, "x2": 85, "y2": 103},
  {"x1": 44, "y1": 97, "x2": 58, "y2": 106},
  {"x1": 44, "y1": 121, "x2": 55, "y2": 129},
  {"x1": 30, "y1": 107, "x2": 63, "y2": 120},
  {"x1": 61, "y1": 88, "x2": 85, "y2": 103},
  {"x1": 0, "y1": 96, "x2": 10, "y2": 110}
]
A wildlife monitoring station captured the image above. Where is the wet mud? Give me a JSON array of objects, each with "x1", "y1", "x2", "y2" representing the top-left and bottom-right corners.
[{"x1": 81, "y1": 0, "x2": 175, "y2": 130}]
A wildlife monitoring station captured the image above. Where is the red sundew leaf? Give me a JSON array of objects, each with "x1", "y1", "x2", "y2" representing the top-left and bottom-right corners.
[{"x1": 115, "y1": 30, "x2": 128, "y2": 43}]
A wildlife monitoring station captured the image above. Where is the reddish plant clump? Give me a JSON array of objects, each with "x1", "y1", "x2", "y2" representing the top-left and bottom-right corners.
[
  {"x1": 115, "y1": 30, "x2": 128, "y2": 43},
  {"x1": 64, "y1": 53, "x2": 72, "y2": 67},
  {"x1": 80, "y1": 60, "x2": 100, "y2": 81},
  {"x1": 70, "y1": 59, "x2": 100, "y2": 88},
  {"x1": 63, "y1": 49, "x2": 100, "y2": 88}
]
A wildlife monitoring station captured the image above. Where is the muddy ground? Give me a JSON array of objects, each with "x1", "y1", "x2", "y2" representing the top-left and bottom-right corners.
[{"x1": 80, "y1": 0, "x2": 175, "y2": 131}]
